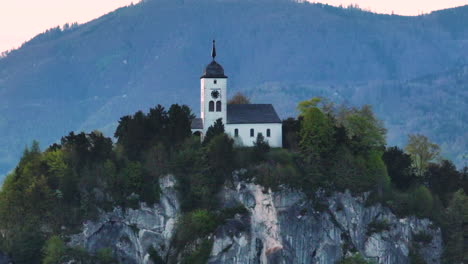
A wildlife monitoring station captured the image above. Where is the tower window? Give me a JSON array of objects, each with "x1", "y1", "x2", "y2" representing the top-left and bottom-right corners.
[
  {"x1": 250, "y1": 129, "x2": 254, "y2": 137},
  {"x1": 209, "y1": 101, "x2": 214, "y2": 112},
  {"x1": 267, "y1": 129, "x2": 271, "y2": 137},
  {"x1": 214, "y1": 80, "x2": 217, "y2": 84},
  {"x1": 234, "y1": 129, "x2": 239, "y2": 137},
  {"x1": 216, "y1": 101, "x2": 222, "y2": 112}
]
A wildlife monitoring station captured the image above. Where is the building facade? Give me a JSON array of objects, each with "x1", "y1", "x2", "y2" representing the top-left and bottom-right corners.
[{"x1": 192, "y1": 41, "x2": 282, "y2": 148}]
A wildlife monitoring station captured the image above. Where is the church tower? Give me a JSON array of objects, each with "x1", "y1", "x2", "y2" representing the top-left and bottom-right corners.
[{"x1": 200, "y1": 40, "x2": 227, "y2": 132}]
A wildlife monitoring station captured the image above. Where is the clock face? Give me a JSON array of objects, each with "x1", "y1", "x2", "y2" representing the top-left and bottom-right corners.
[{"x1": 211, "y1": 90, "x2": 220, "y2": 99}]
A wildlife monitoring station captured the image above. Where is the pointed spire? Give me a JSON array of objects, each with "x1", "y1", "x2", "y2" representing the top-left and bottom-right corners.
[{"x1": 211, "y1": 40, "x2": 216, "y2": 60}]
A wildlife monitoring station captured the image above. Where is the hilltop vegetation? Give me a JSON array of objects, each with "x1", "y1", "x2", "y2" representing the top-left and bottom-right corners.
[
  {"x1": 0, "y1": 98, "x2": 466, "y2": 263},
  {"x1": 0, "y1": 0, "x2": 467, "y2": 177}
]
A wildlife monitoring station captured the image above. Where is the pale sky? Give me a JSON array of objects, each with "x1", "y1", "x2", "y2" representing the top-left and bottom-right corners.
[{"x1": 0, "y1": 0, "x2": 467, "y2": 53}]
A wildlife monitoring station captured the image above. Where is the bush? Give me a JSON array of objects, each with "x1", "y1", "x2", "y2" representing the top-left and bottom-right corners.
[
  {"x1": 95, "y1": 248, "x2": 114, "y2": 264},
  {"x1": 337, "y1": 253, "x2": 375, "y2": 264},
  {"x1": 366, "y1": 219, "x2": 391, "y2": 236},
  {"x1": 412, "y1": 232, "x2": 433, "y2": 245},
  {"x1": 148, "y1": 246, "x2": 165, "y2": 264},
  {"x1": 410, "y1": 186, "x2": 433, "y2": 218},
  {"x1": 253, "y1": 133, "x2": 270, "y2": 161},
  {"x1": 174, "y1": 210, "x2": 218, "y2": 248},
  {"x1": 181, "y1": 239, "x2": 213, "y2": 264},
  {"x1": 42, "y1": 236, "x2": 65, "y2": 264}
]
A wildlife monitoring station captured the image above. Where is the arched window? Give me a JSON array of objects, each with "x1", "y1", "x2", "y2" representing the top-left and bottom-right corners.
[
  {"x1": 216, "y1": 101, "x2": 222, "y2": 112},
  {"x1": 266, "y1": 129, "x2": 271, "y2": 137},
  {"x1": 214, "y1": 80, "x2": 217, "y2": 84},
  {"x1": 250, "y1": 129, "x2": 254, "y2": 137},
  {"x1": 234, "y1": 129, "x2": 239, "y2": 137},
  {"x1": 209, "y1": 101, "x2": 214, "y2": 112}
]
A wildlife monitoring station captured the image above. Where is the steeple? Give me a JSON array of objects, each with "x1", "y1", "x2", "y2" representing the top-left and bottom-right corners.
[
  {"x1": 201, "y1": 40, "x2": 227, "y2": 79},
  {"x1": 211, "y1": 40, "x2": 216, "y2": 60}
]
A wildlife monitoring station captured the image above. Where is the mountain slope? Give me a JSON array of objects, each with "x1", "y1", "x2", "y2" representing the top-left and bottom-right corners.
[{"x1": 0, "y1": 0, "x2": 467, "y2": 176}]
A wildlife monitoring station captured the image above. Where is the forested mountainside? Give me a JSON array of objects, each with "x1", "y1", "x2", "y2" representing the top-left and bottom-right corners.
[
  {"x1": 0, "y1": 99, "x2": 466, "y2": 264},
  {"x1": 0, "y1": 0, "x2": 467, "y2": 177}
]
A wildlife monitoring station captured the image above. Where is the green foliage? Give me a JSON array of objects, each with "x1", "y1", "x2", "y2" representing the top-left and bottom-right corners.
[
  {"x1": 115, "y1": 104, "x2": 193, "y2": 160},
  {"x1": 337, "y1": 105, "x2": 386, "y2": 153},
  {"x1": 337, "y1": 253, "x2": 375, "y2": 264},
  {"x1": 0, "y1": 98, "x2": 464, "y2": 264},
  {"x1": 282, "y1": 117, "x2": 301, "y2": 151},
  {"x1": 410, "y1": 186, "x2": 434, "y2": 218},
  {"x1": 405, "y1": 134, "x2": 440, "y2": 177},
  {"x1": 409, "y1": 247, "x2": 426, "y2": 264},
  {"x1": 366, "y1": 219, "x2": 391, "y2": 236},
  {"x1": 441, "y1": 190, "x2": 468, "y2": 264},
  {"x1": 228, "y1": 92, "x2": 251, "y2": 105},
  {"x1": 181, "y1": 239, "x2": 213, "y2": 264},
  {"x1": 148, "y1": 246, "x2": 165, "y2": 264},
  {"x1": 174, "y1": 210, "x2": 219, "y2": 250},
  {"x1": 412, "y1": 232, "x2": 433, "y2": 245},
  {"x1": 95, "y1": 248, "x2": 115, "y2": 264},
  {"x1": 299, "y1": 101, "x2": 335, "y2": 156},
  {"x1": 42, "y1": 236, "x2": 65, "y2": 264},
  {"x1": 253, "y1": 133, "x2": 270, "y2": 161},
  {"x1": 383, "y1": 146, "x2": 415, "y2": 190},
  {"x1": 203, "y1": 118, "x2": 225, "y2": 145},
  {"x1": 425, "y1": 160, "x2": 462, "y2": 206}
]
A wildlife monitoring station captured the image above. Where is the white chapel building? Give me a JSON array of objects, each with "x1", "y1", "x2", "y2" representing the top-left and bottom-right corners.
[{"x1": 191, "y1": 41, "x2": 283, "y2": 148}]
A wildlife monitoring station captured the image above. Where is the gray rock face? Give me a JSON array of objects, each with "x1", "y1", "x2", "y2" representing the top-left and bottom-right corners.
[
  {"x1": 210, "y1": 182, "x2": 442, "y2": 264},
  {"x1": 69, "y1": 175, "x2": 179, "y2": 263},
  {"x1": 69, "y1": 176, "x2": 442, "y2": 264}
]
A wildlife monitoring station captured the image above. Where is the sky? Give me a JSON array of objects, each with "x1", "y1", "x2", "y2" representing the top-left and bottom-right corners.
[{"x1": 1, "y1": 0, "x2": 467, "y2": 53}]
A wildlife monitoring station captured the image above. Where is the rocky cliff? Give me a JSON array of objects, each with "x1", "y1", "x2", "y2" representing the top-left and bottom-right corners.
[{"x1": 69, "y1": 175, "x2": 442, "y2": 264}]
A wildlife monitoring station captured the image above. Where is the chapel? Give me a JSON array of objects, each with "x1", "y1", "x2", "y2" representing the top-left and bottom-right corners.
[{"x1": 191, "y1": 41, "x2": 282, "y2": 148}]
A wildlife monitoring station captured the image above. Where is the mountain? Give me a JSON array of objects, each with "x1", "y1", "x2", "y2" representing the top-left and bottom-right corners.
[{"x1": 0, "y1": 0, "x2": 467, "y2": 177}]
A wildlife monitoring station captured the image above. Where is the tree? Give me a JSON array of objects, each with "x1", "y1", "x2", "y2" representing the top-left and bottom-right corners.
[
  {"x1": 167, "y1": 104, "x2": 194, "y2": 145},
  {"x1": 405, "y1": 134, "x2": 440, "y2": 177},
  {"x1": 42, "y1": 236, "x2": 65, "y2": 264},
  {"x1": 203, "y1": 118, "x2": 225, "y2": 145},
  {"x1": 411, "y1": 186, "x2": 433, "y2": 218},
  {"x1": 205, "y1": 134, "x2": 235, "y2": 177},
  {"x1": 338, "y1": 105, "x2": 386, "y2": 153},
  {"x1": 253, "y1": 133, "x2": 270, "y2": 161},
  {"x1": 441, "y1": 190, "x2": 468, "y2": 264},
  {"x1": 228, "y1": 92, "x2": 251, "y2": 104},
  {"x1": 298, "y1": 101, "x2": 335, "y2": 157},
  {"x1": 382, "y1": 146, "x2": 415, "y2": 189},
  {"x1": 425, "y1": 160, "x2": 461, "y2": 205},
  {"x1": 282, "y1": 117, "x2": 301, "y2": 150}
]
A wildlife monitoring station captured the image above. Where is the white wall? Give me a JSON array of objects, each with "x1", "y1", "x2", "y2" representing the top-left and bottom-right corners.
[
  {"x1": 225, "y1": 123, "x2": 282, "y2": 148},
  {"x1": 201, "y1": 77, "x2": 227, "y2": 133}
]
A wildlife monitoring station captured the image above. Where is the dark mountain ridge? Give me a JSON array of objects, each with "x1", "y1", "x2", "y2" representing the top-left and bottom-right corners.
[{"x1": 0, "y1": 0, "x2": 467, "y2": 176}]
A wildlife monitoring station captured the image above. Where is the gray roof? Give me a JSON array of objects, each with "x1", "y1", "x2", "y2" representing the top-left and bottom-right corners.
[
  {"x1": 191, "y1": 118, "x2": 203, "y2": 129},
  {"x1": 201, "y1": 60, "x2": 227, "y2": 79},
  {"x1": 227, "y1": 104, "x2": 281, "y2": 124}
]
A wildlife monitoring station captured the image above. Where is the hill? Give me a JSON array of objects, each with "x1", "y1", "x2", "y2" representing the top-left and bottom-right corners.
[
  {"x1": 0, "y1": 0, "x2": 467, "y2": 176},
  {"x1": 1, "y1": 99, "x2": 466, "y2": 264}
]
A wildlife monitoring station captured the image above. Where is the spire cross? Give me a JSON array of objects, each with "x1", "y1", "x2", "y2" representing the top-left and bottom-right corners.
[{"x1": 211, "y1": 40, "x2": 217, "y2": 60}]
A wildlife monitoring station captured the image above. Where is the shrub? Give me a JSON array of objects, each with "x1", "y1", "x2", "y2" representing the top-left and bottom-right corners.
[
  {"x1": 95, "y1": 248, "x2": 114, "y2": 264},
  {"x1": 253, "y1": 133, "x2": 270, "y2": 161},
  {"x1": 410, "y1": 186, "x2": 433, "y2": 218},
  {"x1": 412, "y1": 232, "x2": 433, "y2": 245},
  {"x1": 366, "y1": 219, "x2": 391, "y2": 236},
  {"x1": 181, "y1": 239, "x2": 213, "y2": 264},
  {"x1": 42, "y1": 236, "x2": 65, "y2": 264},
  {"x1": 174, "y1": 210, "x2": 218, "y2": 248},
  {"x1": 148, "y1": 246, "x2": 165, "y2": 264},
  {"x1": 337, "y1": 253, "x2": 375, "y2": 264}
]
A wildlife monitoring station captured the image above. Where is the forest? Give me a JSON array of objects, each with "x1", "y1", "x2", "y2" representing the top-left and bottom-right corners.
[{"x1": 0, "y1": 98, "x2": 466, "y2": 264}]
